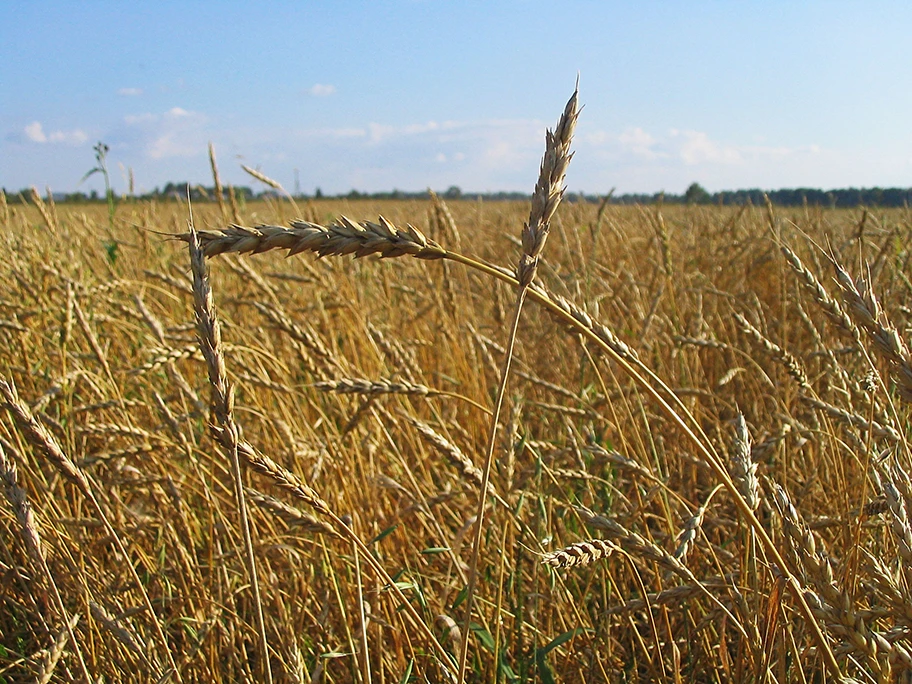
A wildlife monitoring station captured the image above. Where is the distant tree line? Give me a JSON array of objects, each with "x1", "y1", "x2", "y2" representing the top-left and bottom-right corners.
[
  {"x1": 4, "y1": 182, "x2": 912, "y2": 208},
  {"x1": 604, "y1": 183, "x2": 912, "y2": 208}
]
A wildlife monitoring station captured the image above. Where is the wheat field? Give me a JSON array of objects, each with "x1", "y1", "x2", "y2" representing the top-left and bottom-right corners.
[{"x1": 3, "y1": 104, "x2": 912, "y2": 683}]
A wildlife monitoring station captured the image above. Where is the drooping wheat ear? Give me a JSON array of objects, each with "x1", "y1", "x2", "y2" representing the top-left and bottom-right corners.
[
  {"x1": 317, "y1": 377, "x2": 440, "y2": 397},
  {"x1": 35, "y1": 613, "x2": 81, "y2": 684},
  {"x1": 0, "y1": 188, "x2": 8, "y2": 226},
  {"x1": 655, "y1": 208, "x2": 673, "y2": 278},
  {"x1": 0, "y1": 380, "x2": 86, "y2": 487},
  {"x1": 730, "y1": 413, "x2": 759, "y2": 512},
  {"x1": 674, "y1": 484, "x2": 722, "y2": 562},
  {"x1": 780, "y1": 244, "x2": 860, "y2": 343},
  {"x1": 733, "y1": 312, "x2": 810, "y2": 389},
  {"x1": 208, "y1": 142, "x2": 228, "y2": 222},
  {"x1": 0, "y1": 382, "x2": 178, "y2": 678},
  {"x1": 144, "y1": 269, "x2": 193, "y2": 295},
  {"x1": 89, "y1": 601, "x2": 151, "y2": 664},
  {"x1": 576, "y1": 506, "x2": 694, "y2": 578},
  {"x1": 403, "y1": 413, "x2": 490, "y2": 494},
  {"x1": 246, "y1": 487, "x2": 340, "y2": 538},
  {"x1": 0, "y1": 439, "x2": 45, "y2": 566},
  {"x1": 30, "y1": 186, "x2": 57, "y2": 233},
  {"x1": 771, "y1": 483, "x2": 903, "y2": 674},
  {"x1": 253, "y1": 301, "x2": 342, "y2": 376},
  {"x1": 182, "y1": 215, "x2": 448, "y2": 260},
  {"x1": 242, "y1": 164, "x2": 282, "y2": 190},
  {"x1": 832, "y1": 260, "x2": 912, "y2": 401},
  {"x1": 132, "y1": 293, "x2": 166, "y2": 345},
  {"x1": 241, "y1": 164, "x2": 300, "y2": 216},
  {"x1": 428, "y1": 188, "x2": 462, "y2": 249},
  {"x1": 187, "y1": 220, "x2": 273, "y2": 684},
  {"x1": 673, "y1": 335, "x2": 729, "y2": 350},
  {"x1": 129, "y1": 344, "x2": 204, "y2": 375},
  {"x1": 540, "y1": 287, "x2": 639, "y2": 361},
  {"x1": 800, "y1": 395, "x2": 901, "y2": 443},
  {"x1": 882, "y1": 478, "x2": 912, "y2": 563},
  {"x1": 517, "y1": 83, "x2": 580, "y2": 288},
  {"x1": 227, "y1": 184, "x2": 242, "y2": 224},
  {"x1": 45, "y1": 186, "x2": 58, "y2": 227},
  {"x1": 582, "y1": 444, "x2": 661, "y2": 483},
  {"x1": 606, "y1": 574, "x2": 736, "y2": 615},
  {"x1": 542, "y1": 538, "x2": 615, "y2": 568},
  {"x1": 367, "y1": 323, "x2": 420, "y2": 383},
  {"x1": 575, "y1": 505, "x2": 748, "y2": 637},
  {"x1": 0, "y1": 438, "x2": 90, "y2": 681}
]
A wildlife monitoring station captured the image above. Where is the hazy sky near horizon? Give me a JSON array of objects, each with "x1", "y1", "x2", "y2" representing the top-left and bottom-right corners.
[{"x1": 4, "y1": 1, "x2": 912, "y2": 197}]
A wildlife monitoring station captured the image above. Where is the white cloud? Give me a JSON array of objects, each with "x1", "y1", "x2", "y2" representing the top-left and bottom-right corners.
[
  {"x1": 117, "y1": 87, "x2": 143, "y2": 97},
  {"x1": 23, "y1": 121, "x2": 87, "y2": 145},
  {"x1": 25, "y1": 121, "x2": 46, "y2": 143},
  {"x1": 122, "y1": 107, "x2": 207, "y2": 159},
  {"x1": 589, "y1": 125, "x2": 817, "y2": 168},
  {"x1": 123, "y1": 113, "x2": 156, "y2": 125},
  {"x1": 309, "y1": 84, "x2": 336, "y2": 97},
  {"x1": 617, "y1": 127, "x2": 661, "y2": 159},
  {"x1": 148, "y1": 133, "x2": 197, "y2": 160},
  {"x1": 671, "y1": 129, "x2": 742, "y2": 165}
]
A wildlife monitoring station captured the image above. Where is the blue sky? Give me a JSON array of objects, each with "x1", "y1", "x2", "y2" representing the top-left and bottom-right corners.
[{"x1": 4, "y1": 1, "x2": 912, "y2": 196}]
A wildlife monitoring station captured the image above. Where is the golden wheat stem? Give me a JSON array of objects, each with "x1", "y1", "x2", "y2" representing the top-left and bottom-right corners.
[
  {"x1": 208, "y1": 142, "x2": 228, "y2": 222},
  {"x1": 187, "y1": 213, "x2": 274, "y2": 684}
]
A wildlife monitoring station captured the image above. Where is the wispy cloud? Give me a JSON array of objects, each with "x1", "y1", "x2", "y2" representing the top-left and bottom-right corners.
[
  {"x1": 122, "y1": 107, "x2": 207, "y2": 159},
  {"x1": 309, "y1": 84, "x2": 336, "y2": 97},
  {"x1": 578, "y1": 124, "x2": 827, "y2": 192},
  {"x1": 22, "y1": 121, "x2": 88, "y2": 145},
  {"x1": 602, "y1": 126, "x2": 815, "y2": 168},
  {"x1": 117, "y1": 87, "x2": 143, "y2": 97},
  {"x1": 272, "y1": 117, "x2": 551, "y2": 191}
]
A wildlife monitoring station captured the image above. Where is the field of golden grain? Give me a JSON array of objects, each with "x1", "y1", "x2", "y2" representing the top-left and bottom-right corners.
[{"x1": 2, "y1": 174, "x2": 912, "y2": 683}]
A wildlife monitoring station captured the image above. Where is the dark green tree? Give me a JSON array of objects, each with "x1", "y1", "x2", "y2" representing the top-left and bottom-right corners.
[{"x1": 684, "y1": 182, "x2": 711, "y2": 204}]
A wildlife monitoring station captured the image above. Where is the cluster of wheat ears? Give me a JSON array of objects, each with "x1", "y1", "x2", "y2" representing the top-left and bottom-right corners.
[{"x1": 4, "y1": 85, "x2": 912, "y2": 682}]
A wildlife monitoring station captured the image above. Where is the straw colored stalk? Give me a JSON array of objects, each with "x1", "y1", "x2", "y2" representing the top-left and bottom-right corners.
[
  {"x1": 208, "y1": 142, "x2": 228, "y2": 222},
  {"x1": 187, "y1": 220, "x2": 273, "y2": 684},
  {"x1": 772, "y1": 484, "x2": 904, "y2": 674},
  {"x1": 0, "y1": 379, "x2": 177, "y2": 678},
  {"x1": 457, "y1": 84, "x2": 580, "y2": 684}
]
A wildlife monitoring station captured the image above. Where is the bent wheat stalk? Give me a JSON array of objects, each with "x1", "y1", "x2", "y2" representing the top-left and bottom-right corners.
[{"x1": 187, "y1": 218, "x2": 455, "y2": 677}]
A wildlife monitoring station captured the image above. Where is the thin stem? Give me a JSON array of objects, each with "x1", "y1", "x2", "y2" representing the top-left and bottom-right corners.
[{"x1": 455, "y1": 288, "x2": 528, "y2": 682}]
